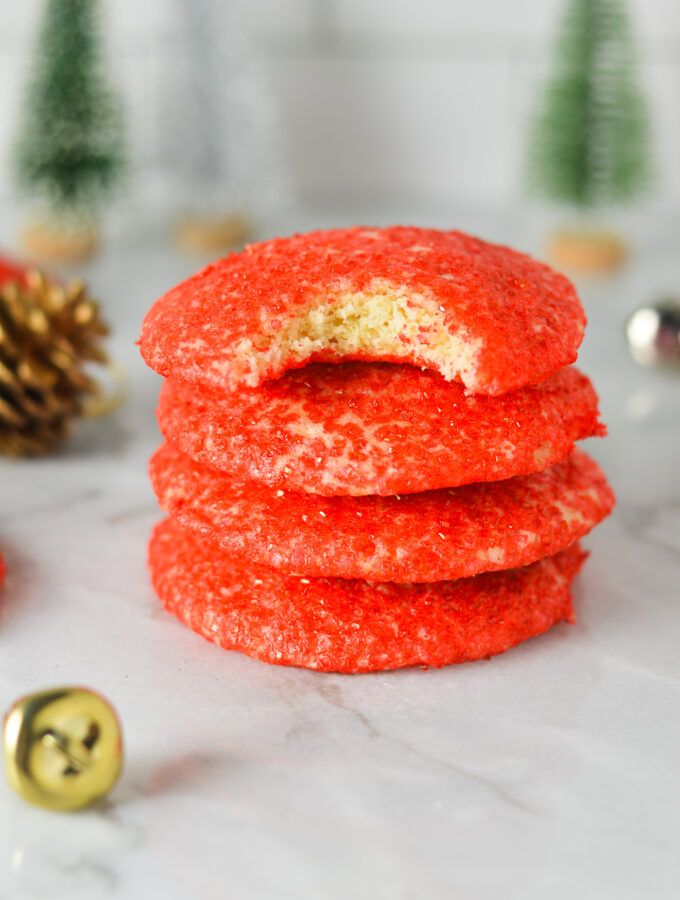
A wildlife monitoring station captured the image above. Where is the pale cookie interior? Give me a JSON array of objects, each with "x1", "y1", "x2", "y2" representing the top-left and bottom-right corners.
[{"x1": 231, "y1": 280, "x2": 483, "y2": 387}]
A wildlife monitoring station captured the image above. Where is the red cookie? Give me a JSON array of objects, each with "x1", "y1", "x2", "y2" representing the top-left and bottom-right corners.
[
  {"x1": 149, "y1": 518, "x2": 587, "y2": 673},
  {"x1": 140, "y1": 226, "x2": 585, "y2": 397},
  {"x1": 150, "y1": 443, "x2": 613, "y2": 583},
  {"x1": 158, "y1": 363, "x2": 604, "y2": 496}
]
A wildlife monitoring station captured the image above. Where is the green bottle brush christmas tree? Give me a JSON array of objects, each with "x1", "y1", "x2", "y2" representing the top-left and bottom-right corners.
[
  {"x1": 528, "y1": 0, "x2": 651, "y2": 272},
  {"x1": 13, "y1": 0, "x2": 126, "y2": 262}
]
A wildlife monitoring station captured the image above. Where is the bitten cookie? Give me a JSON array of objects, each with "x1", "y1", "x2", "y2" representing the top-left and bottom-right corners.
[
  {"x1": 149, "y1": 518, "x2": 586, "y2": 673},
  {"x1": 158, "y1": 363, "x2": 604, "y2": 497},
  {"x1": 150, "y1": 444, "x2": 613, "y2": 583},
  {"x1": 140, "y1": 226, "x2": 585, "y2": 397}
]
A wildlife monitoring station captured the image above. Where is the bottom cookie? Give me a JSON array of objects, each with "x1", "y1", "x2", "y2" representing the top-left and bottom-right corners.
[{"x1": 149, "y1": 518, "x2": 587, "y2": 673}]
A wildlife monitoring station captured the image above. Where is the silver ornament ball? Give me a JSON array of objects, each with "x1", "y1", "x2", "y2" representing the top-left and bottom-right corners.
[{"x1": 626, "y1": 299, "x2": 680, "y2": 369}]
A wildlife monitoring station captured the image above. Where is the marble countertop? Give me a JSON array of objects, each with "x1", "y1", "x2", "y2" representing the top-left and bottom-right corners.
[{"x1": 1, "y1": 209, "x2": 679, "y2": 900}]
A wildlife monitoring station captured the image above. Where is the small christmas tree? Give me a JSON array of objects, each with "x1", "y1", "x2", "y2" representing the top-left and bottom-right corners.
[
  {"x1": 161, "y1": 0, "x2": 289, "y2": 253},
  {"x1": 528, "y1": 0, "x2": 651, "y2": 270},
  {"x1": 13, "y1": 0, "x2": 125, "y2": 261}
]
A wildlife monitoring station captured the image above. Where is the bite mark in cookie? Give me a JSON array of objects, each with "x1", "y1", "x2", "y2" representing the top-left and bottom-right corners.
[{"x1": 140, "y1": 226, "x2": 585, "y2": 396}]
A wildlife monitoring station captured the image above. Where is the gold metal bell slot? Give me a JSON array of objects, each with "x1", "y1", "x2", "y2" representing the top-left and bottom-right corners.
[{"x1": 3, "y1": 686, "x2": 123, "y2": 811}]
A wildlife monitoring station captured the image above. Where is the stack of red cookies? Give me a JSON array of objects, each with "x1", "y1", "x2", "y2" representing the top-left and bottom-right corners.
[{"x1": 140, "y1": 226, "x2": 614, "y2": 673}]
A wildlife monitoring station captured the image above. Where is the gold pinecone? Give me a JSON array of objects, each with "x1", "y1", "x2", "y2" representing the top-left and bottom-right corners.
[{"x1": 0, "y1": 270, "x2": 109, "y2": 456}]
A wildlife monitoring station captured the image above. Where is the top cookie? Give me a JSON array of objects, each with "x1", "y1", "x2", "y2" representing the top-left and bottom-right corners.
[{"x1": 140, "y1": 226, "x2": 585, "y2": 396}]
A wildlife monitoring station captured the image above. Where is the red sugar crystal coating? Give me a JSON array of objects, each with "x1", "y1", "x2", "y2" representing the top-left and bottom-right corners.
[
  {"x1": 150, "y1": 444, "x2": 614, "y2": 583},
  {"x1": 158, "y1": 363, "x2": 604, "y2": 496},
  {"x1": 140, "y1": 226, "x2": 585, "y2": 396},
  {"x1": 148, "y1": 518, "x2": 587, "y2": 673},
  {"x1": 0, "y1": 552, "x2": 5, "y2": 589}
]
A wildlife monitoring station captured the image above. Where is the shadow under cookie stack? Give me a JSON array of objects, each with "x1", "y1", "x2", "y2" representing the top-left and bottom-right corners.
[{"x1": 140, "y1": 226, "x2": 614, "y2": 673}]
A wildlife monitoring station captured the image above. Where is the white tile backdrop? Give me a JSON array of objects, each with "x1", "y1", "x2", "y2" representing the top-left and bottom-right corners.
[{"x1": 0, "y1": 0, "x2": 679, "y2": 213}]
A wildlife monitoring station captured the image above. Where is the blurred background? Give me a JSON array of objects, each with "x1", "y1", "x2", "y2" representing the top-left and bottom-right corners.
[
  {"x1": 0, "y1": 0, "x2": 678, "y2": 242},
  {"x1": 1, "y1": 0, "x2": 679, "y2": 460}
]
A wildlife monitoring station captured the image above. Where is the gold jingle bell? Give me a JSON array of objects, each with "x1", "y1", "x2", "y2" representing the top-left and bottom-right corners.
[{"x1": 3, "y1": 687, "x2": 123, "y2": 811}]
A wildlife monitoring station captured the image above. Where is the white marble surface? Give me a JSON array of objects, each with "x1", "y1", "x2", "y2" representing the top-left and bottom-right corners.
[{"x1": 1, "y1": 209, "x2": 679, "y2": 900}]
